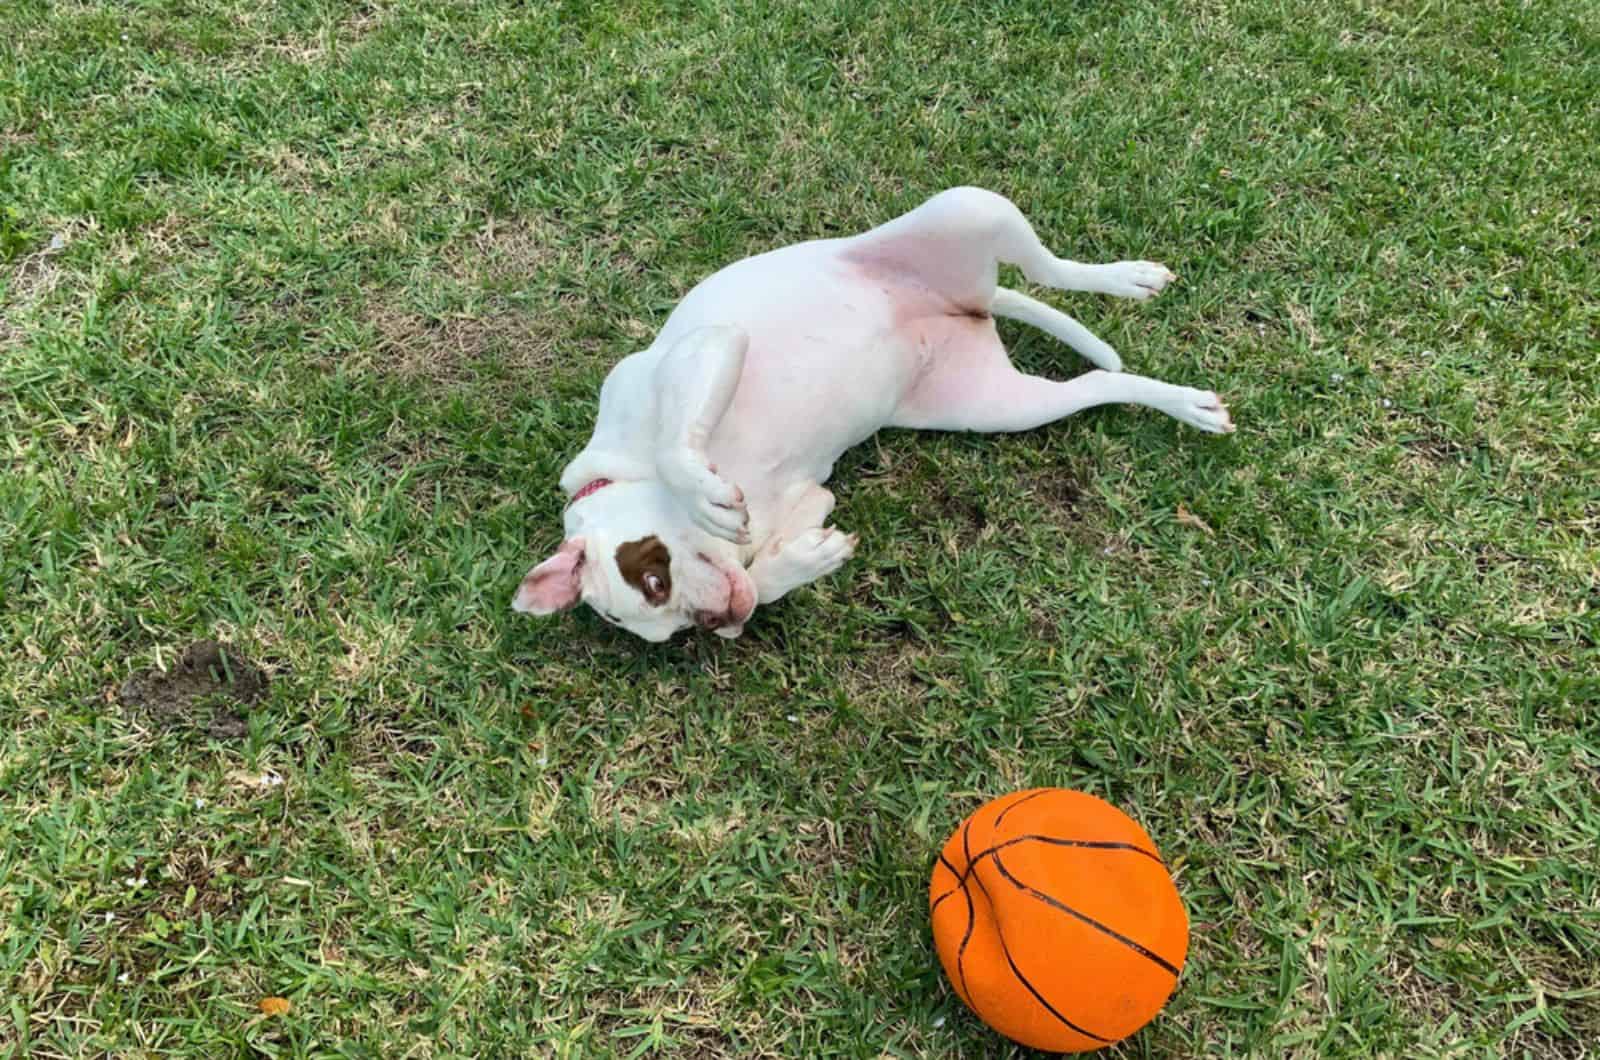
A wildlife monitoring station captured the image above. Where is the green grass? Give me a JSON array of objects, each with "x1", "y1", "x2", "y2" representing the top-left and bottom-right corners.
[{"x1": 3, "y1": 0, "x2": 1598, "y2": 1055}]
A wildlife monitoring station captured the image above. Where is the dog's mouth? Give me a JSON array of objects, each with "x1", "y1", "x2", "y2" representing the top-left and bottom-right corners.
[
  {"x1": 694, "y1": 556, "x2": 757, "y2": 631},
  {"x1": 694, "y1": 609, "x2": 732, "y2": 631}
]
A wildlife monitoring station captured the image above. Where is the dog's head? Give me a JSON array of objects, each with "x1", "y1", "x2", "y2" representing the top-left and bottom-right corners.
[{"x1": 510, "y1": 480, "x2": 757, "y2": 642}]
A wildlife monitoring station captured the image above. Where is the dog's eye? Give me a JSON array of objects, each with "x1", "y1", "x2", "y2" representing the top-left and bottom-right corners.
[{"x1": 643, "y1": 573, "x2": 665, "y2": 599}]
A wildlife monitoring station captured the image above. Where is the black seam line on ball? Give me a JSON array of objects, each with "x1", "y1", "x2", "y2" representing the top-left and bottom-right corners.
[
  {"x1": 979, "y1": 792, "x2": 1113, "y2": 1044},
  {"x1": 955, "y1": 818, "x2": 979, "y2": 1005},
  {"x1": 965, "y1": 831, "x2": 1114, "y2": 1044},
  {"x1": 993, "y1": 789, "x2": 1050, "y2": 828},
  {"x1": 929, "y1": 833, "x2": 1164, "y2": 909},
  {"x1": 935, "y1": 850, "x2": 973, "y2": 1005},
  {"x1": 931, "y1": 852, "x2": 966, "y2": 917},
  {"x1": 991, "y1": 848, "x2": 1182, "y2": 978}
]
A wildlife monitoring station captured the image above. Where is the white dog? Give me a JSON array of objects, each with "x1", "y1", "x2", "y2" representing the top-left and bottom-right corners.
[{"x1": 512, "y1": 187, "x2": 1231, "y2": 642}]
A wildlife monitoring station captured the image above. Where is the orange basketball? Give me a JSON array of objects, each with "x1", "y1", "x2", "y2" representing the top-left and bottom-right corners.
[{"x1": 929, "y1": 788, "x2": 1188, "y2": 1053}]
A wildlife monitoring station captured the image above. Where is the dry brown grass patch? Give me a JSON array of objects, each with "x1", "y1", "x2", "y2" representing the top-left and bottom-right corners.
[
  {"x1": 838, "y1": 638, "x2": 937, "y2": 712},
  {"x1": 450, "y1": 215, "x2": 559, "y2": 283},
  {"x1": 360, "y1": 298, "x2": 568, "y2": 385},
  {"x1": 1, "y1": 220, "x2": 98, "y2": 346}
]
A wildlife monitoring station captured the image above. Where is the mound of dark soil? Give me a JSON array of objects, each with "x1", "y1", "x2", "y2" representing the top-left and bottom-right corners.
[{"x1": 118, "y1": 640, "x2": 267, "y2": 739}]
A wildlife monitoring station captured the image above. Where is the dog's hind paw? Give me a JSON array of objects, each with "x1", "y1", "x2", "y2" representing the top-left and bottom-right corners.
[
  {"x1": 1102, "y1": 261, "x2": 1177, "y2": 300},
  {"x1": 1170, "y1": 389, "x2": 1234, "y2": 434},
  {"x1": 750, "y1": 526, "x2": 857, "y2": 604}
]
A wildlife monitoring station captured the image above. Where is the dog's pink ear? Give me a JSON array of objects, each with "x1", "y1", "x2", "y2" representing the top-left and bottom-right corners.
[{"x1": 511, "y1": 538, "x2": 587, "y2": 615}]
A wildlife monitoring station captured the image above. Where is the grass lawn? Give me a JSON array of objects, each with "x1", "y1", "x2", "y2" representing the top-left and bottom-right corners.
[{"x1": 3, "y1": 0, "x2": 1598, "y2": 1055}]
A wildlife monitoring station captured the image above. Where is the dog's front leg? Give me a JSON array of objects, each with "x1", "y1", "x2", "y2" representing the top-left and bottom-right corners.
[{"x1": 652, "y1": 326, "x2": 751, "y2": 543}]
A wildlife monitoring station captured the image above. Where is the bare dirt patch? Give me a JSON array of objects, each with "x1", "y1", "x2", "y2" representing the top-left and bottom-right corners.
[
  {"x1": 117, "y1": 639, "x2": 268, "y2": 739},
  {"x1": 1401, "y1": 431, "x2": 1474, "y2": 466},
  {"x1": 1026, "y1": 466, "x2": 1088, "y2": 517},
  {"x1": 930, "y1": 481, "x2": 991, "y2": 547},
  {"x1": 1023, "y1": 465, "x2": 1121, "y2": 556}
]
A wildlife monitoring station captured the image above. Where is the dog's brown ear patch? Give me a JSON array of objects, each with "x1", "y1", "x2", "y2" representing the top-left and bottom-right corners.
[{"x1": 616, "y1": 536, "x2": 672, "y2": 605}]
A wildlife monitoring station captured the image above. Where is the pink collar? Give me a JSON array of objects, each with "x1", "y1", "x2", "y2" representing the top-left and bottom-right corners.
[{"x1": 567, "y1": 478, "x2": 613, "y2": 508}]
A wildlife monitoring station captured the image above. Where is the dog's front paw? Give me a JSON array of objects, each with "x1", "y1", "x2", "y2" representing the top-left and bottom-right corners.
[
  {"x1": 660, "y1": 448, "x2": 748, "y2": 543},
  {"x1": 1103, "y1": 261, "x2": 1177, "y2": 300}
]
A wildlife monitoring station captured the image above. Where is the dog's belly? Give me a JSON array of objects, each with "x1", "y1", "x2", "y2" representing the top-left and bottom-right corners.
[{"x1": 657, "y1": 239, "x2": 976, "y2": 494}]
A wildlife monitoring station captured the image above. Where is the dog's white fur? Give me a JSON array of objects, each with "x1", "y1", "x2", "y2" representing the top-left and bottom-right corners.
[{"x1": 512, "y1": 187, "x2": 1231, "y2": 642}]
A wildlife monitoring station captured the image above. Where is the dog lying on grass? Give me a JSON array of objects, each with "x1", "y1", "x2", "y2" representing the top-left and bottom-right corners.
[{"x1": 513, "y1": 187, "x2": 1231, "y2": 642}]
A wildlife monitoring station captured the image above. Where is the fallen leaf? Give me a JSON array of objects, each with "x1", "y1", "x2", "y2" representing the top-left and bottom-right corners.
[
  {"x1": 227, "y1": 769, "x2": 285, "y2": 789},
  {"x1": 259, "y1": 996, "x2": 292, "y2": 1016},
  {"x1": 1176, "y1": 504, "x2": 1214, "y2": 535}
]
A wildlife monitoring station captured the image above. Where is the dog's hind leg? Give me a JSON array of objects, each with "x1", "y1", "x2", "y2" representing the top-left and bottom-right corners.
[
  {"x1": 989, "y1": 287, "x2": 1123, "y2": 372},
  {"x1": 846, "y1": 187, "x2": 1177, "y2": 311},
  {"x1": 891, "y1": 325, "x2": 1231, "y2": 435},
  {"x1": 712, "y1": 484, "x2": 854, "y2": 639}
]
